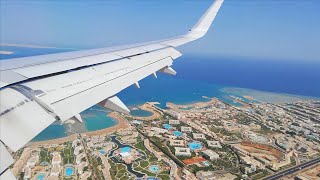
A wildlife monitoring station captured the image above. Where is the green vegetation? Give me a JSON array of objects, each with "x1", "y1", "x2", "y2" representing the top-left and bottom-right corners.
[
  {"x1": 61, "y1": 143, "x2": 75, "y2": 164},
  {"x1": 39, "y1": 148, "x2": 52, "y2": 163}
]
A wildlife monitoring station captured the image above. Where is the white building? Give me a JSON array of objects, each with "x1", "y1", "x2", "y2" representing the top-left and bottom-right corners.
[
  {"x1": 193, "y1": 133, "x2": 206, "y2": 140},
  {"x1": 74, "y1": 145, "x2": 83, "y2": 156},
  {"x1": 169, "y1": 120, "x2": 180, "y2": 125},
  {"x1": 175, "y1": 147, "x2": 191, "y2": 157},
  {"x1": 51, "y1": 152, "x2": 62, "y2": 165},
  {"x1": 169, "y1": 140, "x2": 185, "y2": 147},
  {"x1": 181, "y1": 126, "x2": 193, "y2": 133},
  {"x1": 207, "y1": 140, "x2": 222, "y2": 148},
  {"x1": 76, "y1": 153, "x2": 86, "y2": 165},
  {"x1": 202, "y1": 149, "x2": 219, "y2": 160}
]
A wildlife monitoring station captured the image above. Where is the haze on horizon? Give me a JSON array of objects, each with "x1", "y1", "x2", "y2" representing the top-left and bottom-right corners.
[{"x1": 1, "y1": 0, "x2": 320, "y2": 62}]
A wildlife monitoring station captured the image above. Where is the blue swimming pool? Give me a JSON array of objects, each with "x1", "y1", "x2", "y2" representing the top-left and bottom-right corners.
[
  {"x1": 173, "y1": 131, "x2": 183, "y2": 137},
  {"x1": 65, "y1": 167, "x2": 74, "y2": 177},
  {"x1": 202, "y1": 161, "x2": 211, "y2": 166},
  {"x1": 163, "y1": 124, "x2": 172, "y2": 130},
  {"x1": 40, "y1": 162, "x2": 48, "y2": 166},
  {"x1": 37, "y1": 173, "x2": 45, "y2": 180},
  {"x1": 147, "y1": 177, "x2": 160, "y2": 180},
  {"x1": 188, "y1": 142, "x2": 203, "y2": 151},
  {"x1": 99, "y1": 150, "x2": 106, "y2": 155},
  {"x1": 121, "y1": 146, "x2": 131, "y2": 153},
  {"x1": 148, "y1": 165, "x2": 160, "y2": 173}
]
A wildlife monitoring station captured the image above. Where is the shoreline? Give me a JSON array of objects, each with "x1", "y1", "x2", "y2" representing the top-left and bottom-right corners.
[{"x1": 28, "y1": 112, "x2": 130, "y2": 146}]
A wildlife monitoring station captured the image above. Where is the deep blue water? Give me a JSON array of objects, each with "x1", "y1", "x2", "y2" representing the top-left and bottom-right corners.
[{"x1": 170, "y1": 56, "x2": 320, "y2": 98}]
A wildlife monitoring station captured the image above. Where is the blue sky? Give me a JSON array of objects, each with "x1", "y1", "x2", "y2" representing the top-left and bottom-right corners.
[{"x1": 1, "y1": 0, "x2": 320, "y2": 61}]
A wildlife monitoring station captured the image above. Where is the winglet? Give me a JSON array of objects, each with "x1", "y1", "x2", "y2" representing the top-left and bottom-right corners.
[{"x1": 187, "y1": 0, "x2": 224, "y2": 39}]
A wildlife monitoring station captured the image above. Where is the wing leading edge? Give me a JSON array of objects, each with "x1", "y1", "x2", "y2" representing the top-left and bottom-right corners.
[{"x1": 0, "y1": 0, "x2": 224, "y2": 178}]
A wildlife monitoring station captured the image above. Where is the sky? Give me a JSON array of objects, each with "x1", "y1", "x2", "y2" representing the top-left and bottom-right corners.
[{"x1": 1, "y1": 0, "x2": 320, "y2": 62}]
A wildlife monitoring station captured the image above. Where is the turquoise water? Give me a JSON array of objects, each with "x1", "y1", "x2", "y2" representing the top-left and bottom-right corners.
[
  {"x1": 33, "y1": 123, "x2": 67, "y2": 141},
  {"x1": 82, "y1": 105, "x2": 117, "y2": 131},
  {"x1": 173, "y1": 131, "x2": 183, "y2": 137},
  {"x1": 163, "y1": 124, "x2": 172, "y2": 130},
  {"x1": 188, "y1": 142, "x2": 203, "y2": 151},
  {"x1": 130, "y1": 109, "x2": 153, "y2": 117},
  {"x1": 40, "y1": 162, "x2": 49, "y2": 166},
  {"x1": 148, "y1": 165, "x2": 160, "y2": 173},
  {"x1": 37, "y1": 173, "x2": 45, "y2": 180},
  {"x1": 121, "y1": 147, "x2": 131, "y2": 153},
  {"x1": 65, "y1": 167, "x2": 74, "y2": 177},
  {"x1": 99, "y1": 150, "x2": 106, "y2": 155},
  {"x1": 203, "y1": 161, "x2": 211, "y2": 166},
  {"x1": 33, "y1": 105, "x2": 117, "y2": 141}
]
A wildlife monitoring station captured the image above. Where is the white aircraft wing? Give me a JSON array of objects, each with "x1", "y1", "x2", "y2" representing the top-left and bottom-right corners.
[{"x1": 0, "y1": 0, "x2": 224, "y2": 178}]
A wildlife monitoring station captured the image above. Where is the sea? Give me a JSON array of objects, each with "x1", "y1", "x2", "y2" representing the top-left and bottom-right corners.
[{"x1": 1, "y1": 46, "x2": 320, "y2": 141}]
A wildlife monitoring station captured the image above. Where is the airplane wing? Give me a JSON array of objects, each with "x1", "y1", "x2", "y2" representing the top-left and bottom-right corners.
[{"x1": 0, "y1": 0, "x2": 224, "y2": 178}]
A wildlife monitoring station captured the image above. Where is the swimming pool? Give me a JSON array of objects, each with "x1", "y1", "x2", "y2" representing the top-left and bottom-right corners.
[
  {"x1": 173, "y1": 131, "x2": 183, "y2": 137},
  {"x1": 37, "y1": 173, "x2": 45, "y2": 180},
  {"x1": 188, "y1": 142, "x2": 203, "y2": 151},
  {"x1": 121, "y1": 146, "x2": 131, "y2": 153},
  {"x1": 40, "y1": 162, "x2": 48, "y2": 166},
  {"x1": 163, "y1": 124, "x2": 172, "y2": 130},
  {"x1": 99, "y1": 150, "x2": 106, "y2": 155},
  {"x1": 202, "y1": 161, "x2": 211, "y2": 166},
  {"x1": 148, "y1": 165, "x2": 160, "y2": 173},
  {"x1": 147, "y1": 177, "x2": 160, "y2": 180},
  {"x1": 65, "y1": 167, "x2": 74, "y2": 177}
]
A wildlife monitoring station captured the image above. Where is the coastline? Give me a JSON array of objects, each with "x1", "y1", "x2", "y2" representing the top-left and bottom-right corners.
[
  {"x1": 28, "y1": 112, "x2": 130, "y2": 146},
  {"x1": 130, "y1": 102, "x2": 163, "y2": 121}
]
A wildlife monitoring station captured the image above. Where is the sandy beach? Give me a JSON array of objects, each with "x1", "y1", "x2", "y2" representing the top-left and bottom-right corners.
[
  {"x1": 28, "y1": 112, "x2": 130, "y2": 147},
  {"x1": 130, "y1": 102, "x2": 163, "y2": 121}
]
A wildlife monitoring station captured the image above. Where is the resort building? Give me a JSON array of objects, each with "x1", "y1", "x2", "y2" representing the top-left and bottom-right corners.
[
  {"x1": 74, "y1": 145, "x2": 83, "y2": 156},
  {"x1": 181, "y1": 126, "x2": 193, "y2": 133},
  {"x1": 76, "y1": 153, "x2": 86, "y2": 165},
  {"x1": 26, "y1": 153, "x2": 39, "y2": 168},
  {"x1": 150, "y1": 127, "x2": 168, "y2": 134},
  {"x1": 169, "y1": 120, "x2": 180, "y2": 125},
  {"x1": 78, "y1": 162, "x2": 88, "y2": 175},
  {"x1": 23, "y1": 167, "x2": 31, "y2": 179},
  {"x1": 202, "y1": 149, "x2": 219, "y2": 160},
  {"x1": 192, "y1": 133, "x2": 206, "y2": 140},
  {"x1": 72, "y1": 139, "x2": 81, "y2": 148},
  {"x1": 175, "y1": 147, "x2": 191, "y2": 157},
  {"x1": 169, "y1": 140, "x2": 185, "y2": 147},
  {"x1": 207, "y1": 140, "x2": 222, "y2": 148},
  {"x1": 51, "y1": 152, "x2": 62, "y2": 166}
]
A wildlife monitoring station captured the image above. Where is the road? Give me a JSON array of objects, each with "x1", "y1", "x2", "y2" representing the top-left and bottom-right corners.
[{"x1": 262, "y1": 157, "x2": 320, "y2": 180}]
